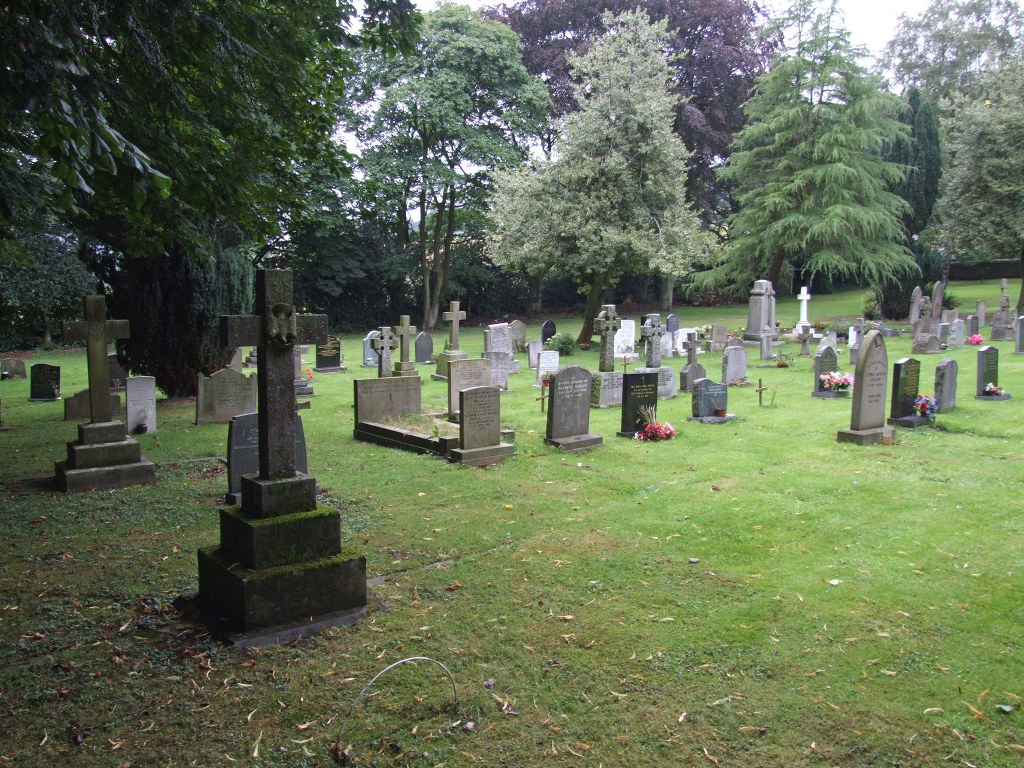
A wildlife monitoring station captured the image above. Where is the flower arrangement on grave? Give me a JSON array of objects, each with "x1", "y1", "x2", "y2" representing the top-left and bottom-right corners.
[
  {"x1": 633, "y1": 405, "x2": 677, "y2": 441},
  {"x1": 775, "y1": 353, "x2": 792, "y2": 368},
  {"x1": 913, "y1": 394, "x2": 937, "y2": 417},
  {"x1": 984, "y1": 382, "x2": 1003, "y2": 395},
  {"x1": 305, "y1": 368, "x2": 314, "y2": 383},
  {"x1": 819, "y1": 371, "x2": 854, "y2": 391},
  {"x1": 968, "y1": 334, "x2": 984, "y2": 345}
]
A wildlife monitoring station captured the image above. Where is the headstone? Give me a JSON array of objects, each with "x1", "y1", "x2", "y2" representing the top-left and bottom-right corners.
[
  {"x1": 849, "y1": 342, "x2": 860, "y2": 367},
  {"x1": 617, "y1": 371, "x2": 659, "y2": 437},
  {"x1": 228, "y1": 348, "x2": 244, "y2": 373},
  {"x1": 361, "y1": 330, "x2": 380, "y2": 367},
  {"x1": 676, "y1": 327, "x2": 697, "y2": 356},
  {"x1": 448, "y1": 357, "x2": 492, "y2": 420},
  {"x1": 509, "y1": 319, "x2": 527, "y2": 347},
  {"x1": 314, "y1": 335, "x2": 344, "y2": 372},
  {"x1": 743, "y1": 279, "x2": 777, "y2": 341},
  {"x1": 65, "y1": 388, "x2": 120, "y2": 421},
  {"x1": 294, "y1": 347, "x2": 314, "y2": 397},
  {"x1": 246, "y1": 347, "x2": 258, "y2": 366},
  {"x1": 931, "y1": 282, "x2": 944, "y2": 318},
  {"x1": 55, "y1": 295, "x2": 155, "y2": 491},
  {"x1": 614, "y1": 319, "x2": 638, "y2": 362},
  {"x1": 29, "y1": 364, "x2": 61, "y2": 401},
  {"x1": 541, "y1": 320, "x2": 556, "y2": 346},
  {"x1": 1, "y1": 358, "x2": 26, "y2": 379},
  {"x1": 837, "y1": 330, "x2": 892, "y2": 445},
  {"x1": 534, "y1": 350, "x2": 560, "y2": 388},
  {"x1": 938, "y1": 322, "x2": 950, "y2": 344},
  {"x1": 448, "y1": 386, "x2": 514, "y2": 466},
  {"x1": 722, "y1": 345, "x2": 748, "y2": 385},
  {"x1": 640, "y1": 314, "x2": 666, "y2": 368},
  {"x1": 949, "y1": 319, "x2": 965, "y2": 347},
  {"x1": 1015, "y1": 317, "x2": 1024, "y2": 354},
  {"x1": 108, "y1": 354, "x2": 129, "y2": 391},
  {"x1": 942, "y1": 309, "x2": 959, "y2": 325},
  {"x1": 373, "y1": 326, "x2": 399, "y2": 379},
  {"x1": 415, "y1": 332, "x2": 434, "y2": 364},
  {"x1": 848, "y1": 325, "x2": 859, "y2": 347},
  {"x1": 434, "y1": 301, "x2": 470, "y2": 381},
  {"x1": 689, "y1": 377, "x2": 734, "y2": 423},
  {"x1": 911, "y1": 333, "x2": 941, "y2": 355},
  {"x1": 483, "y1": 322, "x2": 520, "y2": 382},
  {"x1": 590, "y1": 370, "x2": 624, "y2": 408},
  {"x1": 654, "y1": 365, "x2": 677, "y2": 399},
  {"x1": 798, "y1": 326, "x2": 812, "y2": 357},
  {"x1": 759, "y1": 334, "x2": 774, "y2": 361},
  {"x1": 125, "y1": 376, "x2": 157, "y2": 434},
  {"x1": 196, "y1": 367, "x2": 258, "y2": 424},
  {"x1": 966, "y1": 315, "x2": 979, "y2": 336},
  {"x1": 888, "y1": 358, "x2": 929, "y2": 428},
  {"x1": 225, "y1": 411, "x2": 308, "y2": 505},
  {"x1": 976, "y1": 300, "x2": 986, "y2": 327},
  {"x1": 811, "y1": 346, "x2": 840, "y2": 398},
  {"x1": 595, "y1": 304, "x2": 621, "y2": 373},
  {"x1": 934, "y1": 358, "x2": 957, "y2": 413},
  {"x1": 527, "y1": 339, "x2": 543, "y2": 369},
  {"x1": 1000, "y1": 278, "x2": 1011, "y2": 310},
  {"x1": 710, "y1": 325, "x2": 728, "y2": 352},
  {"x1": 353, "y1": 375, "x2": 422, "y2": 425},
  {"x1": 990, "y1": 310, "x2": 1013, "y2": 340},
  {"x1": 975, "y1": 345, "x2": 1010, "y2": 400},
  {"x1": 200, "y1": 269, "x2": 364, "y2": 638},
  {"x1": 909, "y1": 286, "x2": 923, "y2": 324},
  {"x1": 546, "y1": 365, "x2": 602, "y2": 451},
  {"x1": 816, "y1": 331, "x2": 838, "y2": 353},
  {"x1": 488, "y1": 354, "x2": 518, "y2": 390}
]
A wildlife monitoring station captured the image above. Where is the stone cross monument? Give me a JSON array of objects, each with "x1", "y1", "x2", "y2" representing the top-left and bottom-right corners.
[
  {"x1": 372, "y1": 326, "x2": 399, "y2": 379},
  {"x1": 595, "y1": 304, "x2": 621, "y2": 373},
  {"x1": 640, "y1": 314, "x2": 665, "y2": 369},
  {"x1": 392, "y1": 315, "x2": 417, "y2": 376}
]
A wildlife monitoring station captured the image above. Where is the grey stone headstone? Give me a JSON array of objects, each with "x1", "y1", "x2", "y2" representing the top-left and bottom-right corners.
[
  {"x1": 29, "y1": 364, "x2": 61, "y2": 401},
  {"x1": 938, "y1": 323, "x2": 950, "y2": 343},
  {"x1": 816, "y1": 332, "x2": 838, "y2": 353},
  {"x1": 934, "y1": 358, "x2": 957, "y2": 413},
  {"x1": 373, "y1": 326, "x2": 398, "y2": 378},
  {"x1": 666, "y1": 313, "x2": 680, "y2": 334},
  {"x1": 509, "y1": 320, "x2": 527, "y2": 346},
  {"x1": 849, "y1": 343, "x2": 860, "y2": 367},
  {"x1": 976, "y1": 345, "x2": 1000, "y2": 396},
  {"x1": 196, "y1": 367, "x2": 258, "y2": 424},
  {"x1": 126, "y1": 376, "x2": 157, "y2": 434},
  {"x1": 1, "y1": 358, "x2": 27, "y2": 379},
  {"x1": 314, "y1": 335, "x2": 343, "y2": 371},
  {"x1": 448, "y1": 358, "x2": 491, "y2": 419},
  {"x1": 488, "y1": 323, "x2": 513, "y2": 355},
  {"x1": 949, "y1": 319, "x2": 965, "y2": 347},
  {"x1": 546, "y1": 365, "x2": 601, "y2": 449},
  {"x1": 459, "y1": 386, "x2": 501, "y2": 450},
  {"x1": 1015, "y1": 317, "x2": 1024, "y2": 354},
  {"x1": 65, "y1": 388, "x2": 120, "y2": 421},
  {"x1": 415, "y1": 332, "x2": 434, "y2": 364},
  {"x1": 966, "y1": 315, "x2": 979, "y2": 336},
  {"x1": 226, "y1": 412, "x2": 307, "y2": 504},
  {"x1": 722, "y1": 345, "x2": 748, "y2": 385},
  {"x1": 759, "y1": 334, "x2": 774, "y2": 360},
  {"x1": 541, "y1": 320, "x2": 556, "y2": 345},
  {"x1": 640, "y1": 314, "x2": 666, "y2": 368},
  {"x1": 362, "y1": 330, "x2": 380, "y2": 367},
  {"x1": 692, "y1": 377, "x2": 728, "y2": 418},
  {"x1": 294, "y1": 347, "x2": 315, "y2": 396},
  {"x1": 812, "y1": 346, "x2": 839, "y2": 396},
  {"x1": 744, "y1": 279, "x2": 776, "y2": 341},
  {"x1": 527, "y1": 339, "x2": 543, "y2": 369},
  {"x1": 613, "y1": 319, "x2": 638, "y2": 361},
  {"x1": 353, "y1": 376, "x2": 422, "y2": 424},
  {"x1": 931, "y1": 282, "x2": 944, "y2": 318},
  {"x1": 942, "y1": 309, "x2": 959, "y2": 325},
  {"x1": 848, "y1": 330, "x2": 888, "y2": 433},
  {"x1": 595, "y1": 305, "x2": 622, "y2": 372},
  {"x1": 229, "y1": 348, "x2": 244, "y2": 373},
  {"x1": 909, "y1": 286, "x2": 923, "y2": 324},
  {"x1": 535, "y1": 350, "x2": 560, "y2": 387},
  {"x1": 889, "y1": 357, "x2": 921, "y2": 420},
  {"x1": 618, "y1": 371, "x2": 659, "y2": 436},
  {"x1": 710, "y1": 325, "x2": 727, "y2": 352},
  {"x1": 976, "y1": 300, "x2": 986, "y2": 327},
  {"x1": 680, "y1": 361, "x2": 706, "y2": 393},
  {"x1": 911, "y1": 333, "x2": 940, "y2": 355},
  {"x1": 590, "y1": 370, "x2": 623, "y2": 408},
  {"x1": 485, "y1": 352, "x2": 517, "y2": 390}
]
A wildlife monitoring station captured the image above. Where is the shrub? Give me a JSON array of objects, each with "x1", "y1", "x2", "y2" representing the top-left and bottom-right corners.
[
  {"x1": 546, "y1": 332, "x2": 576, "y2": 356},
  {"x1": 861, "y1": 291, "x2": 881, "y2": 321}
]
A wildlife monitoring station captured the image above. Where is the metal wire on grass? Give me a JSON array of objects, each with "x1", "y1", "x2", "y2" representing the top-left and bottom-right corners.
[{"x1": 333, "y1": 656, "x2": 458, "y2": 759}]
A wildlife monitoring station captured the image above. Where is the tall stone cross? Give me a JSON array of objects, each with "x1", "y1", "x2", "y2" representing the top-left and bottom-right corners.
[
  {"x1": 443, "y1": 301, "x2": 467, "y2": 351},
  {"x1": 373, "y1": 326, "x2": 399, "y2": 378},
  {"x1": 393, "y1": 315, "x2": 417, "y2": 375},
  {"x1": 687, "y1": 331, "x2": 699, "y2": 365},
  {"x1": 221, "y1": 270, "x2": 326, "y2": 481},
  {"x1": 797, "y1": 286, "x2": 812, "y2": 325},
  {"x1": 595, "y1": 304, "x2": 621, "y2": 373},
  {"x1": 63, "y1": 295, "x2": 130, "y2": 424},
  {"x1": 640, "y1": 314, "x2": 665, "y2": 368},
  {"x1": 1001, "y1": 278, "x2": 1010, "y2": 310}
]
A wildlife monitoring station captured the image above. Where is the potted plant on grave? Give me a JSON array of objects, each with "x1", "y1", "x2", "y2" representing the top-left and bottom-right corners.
[
  {"x1": 819, "y1": 370, "x2": 854, "y2": 395},
  {"x1": 633, "y1": 405, "x2": 677, "y2": 441},
  {"x1": 913, "y1": 394, "x2": 937, "y2": 420},
  {"x1": 775, "y1": 353, "x2": 792, "y2": 368},
  {"x1": 983, "y1": 382, "x2": 1003, "y2": 396}
]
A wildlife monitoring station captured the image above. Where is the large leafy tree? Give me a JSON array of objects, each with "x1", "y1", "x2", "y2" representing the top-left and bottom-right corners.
[
  {"x1": 489, "y1": 0, "x2": 771, "y2": 224},
  {"x1": 880, "y1": 0, "x2": 1024, "y2": 102},
  {"x1": 489, "y1": 11, "x2": 713, "y2": 345},
  {"x1": 698, "y1": 0, "x2": 916, "y2": 295},
  {"x1": 940, "y1": 62, "x2": 1024, "y2": 313},
  {"x1": 356, "y1": 5, "x2": 549, "y2": 329}
]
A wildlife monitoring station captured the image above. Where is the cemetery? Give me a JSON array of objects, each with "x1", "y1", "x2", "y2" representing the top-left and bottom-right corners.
[{"x1": 1, "y1": 281, "x2": 1022, "y2": 766}]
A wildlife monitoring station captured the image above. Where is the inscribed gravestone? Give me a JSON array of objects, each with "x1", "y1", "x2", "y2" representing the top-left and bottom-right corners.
[
  {"x1": 541, "y1": 320, "x2": 557, "y2": 346},
  {"x1": 448, "y1": 386, "x2": 515, "y2": 467},
  {"x1": 509, "y1": 320, "x2": 527, "y2": 347},
  {"x1": 909, "y1": 286, "x2": 922, "y2": 324},
  {"x1": 614, "y1": 319, "x2": 638, "y2": 361},
  {"x1": 314, "y1": 335, "x2": 343, "y2": 372},
  {"x1": 690, "y1": 377, "x2": 731, "y2": 420},
  {"x1": 837, "y1": 330, "x2": 891, "y2": 445},
  {"x1": 1016, "y1": 317, "x2": 1024, "y2": 354},
  {"x1": 722, "y1": 345, "x2": 748, "y2": 385},
  {"x1": 65, "y1": 388, "x2": 120, "y2": 421},
  {"x1": 744, "y1": 279, "x2": 776, "y2": 341},
  {"x1": 975, "y1": 346, "x2": 1010, "y2": 400},
  {"x1": 29, "y1": 364, "x2": 60, "y2": 401},
  {"x1": 934, "y1": 358, "x2": 957, "y2": 413},
  {"x1": 126, "y1": 376, "x2": 157, "y2": 434},
  {"x1": 811, "y1": 346, "x2": 839, "y2": 398},
  {"x1": 108, "y1": 354, "x2": 128, "y2": 390},
  {"x1": 591, "y1": 370, "x2": 623, "y2": 408},
  {"x1": 976, "y1": 300, "x2": 986, "y2": 327},
  {"x1": 534, "y1": 350, "x2": 560, "y2": 388},
  {"x1": 1, "y1": 358, "x2": 26, "y2": 378},
  {"x1": 196, "y1": 367, "x2": 257, "y2": 424},
  {"x1": 527, "y1": 339, "x2": 543, "y2": 369},
  {"x1": 415, "y1": 332, "x2": 434, "y2": 364},
  {"x1": 710, "y1": 325, "x2": 728, "y2": 352},
  {"x1": 888, "y1": 358, "x2": 928, "y2": 427},
  {"x1": 911, "y1": 333, "x2": 940, "y2": 355},
  {"x1": 353, "y1": 376, "x2": 422, "y2": 424},
  {"x1": 966, "y1": 315, "x2": 979, "y2": 336},
  {"x1": 949, "y1": 319, "x2": 965, "y2": 347},
  {"x1": 362, "y1": 330, "x2": 380, "y2": 367},
  {"x1": 448, "y1": 357, "x2": 492, "y2": 419},
  {"x1": 546, "y1": 365, "x2": 602, "y2": 451},
  {"x1": 617, "y1": 371, "x2": 659, "y2": 437},
  {"x1": 226, "y1": 412, "x2": 308, "y2": 505}
]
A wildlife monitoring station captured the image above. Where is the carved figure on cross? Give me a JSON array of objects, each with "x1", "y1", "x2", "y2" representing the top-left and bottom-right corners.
[
  {"x1": 63, "y1": 295, "x2": 130, "y2": 424},
  {"x1": 443, "y1": 301, "x2": 467, "y2": 351}
]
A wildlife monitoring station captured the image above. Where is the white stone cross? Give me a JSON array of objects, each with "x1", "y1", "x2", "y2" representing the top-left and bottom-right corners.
[{"x1": 797, "y1": 286, "x2": 812, "y2": 325}]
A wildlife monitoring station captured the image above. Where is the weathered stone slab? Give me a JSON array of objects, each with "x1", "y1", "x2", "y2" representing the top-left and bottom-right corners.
[
  {"x1": 837, "y1": 330, "x2": 893, "y2": 445},
  {"x1": 590, "y1": 370, "x2": 623, "y2": 408},
  {"x1": 934, "y1": 358, "x2": 957, "y2": 413},
  {"x1": 196, "y1": 368, "x2": 257, "y2": 424},
  {"x1": 65, "y1": 389, "x2": 121, "y2": 421},
  {"x1": 448, "y1": 358, "x2": 491, "y2": 419},
  {"x1": 126, "y1": 376, "x2": 157, "y2": 434},
  {"x1": 353, "y1": 376, "x2": 422, "y2": 424}
]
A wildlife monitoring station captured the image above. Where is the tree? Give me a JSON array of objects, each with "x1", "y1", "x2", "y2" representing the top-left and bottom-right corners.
[
  {"x1": 940, "y1": 61, "x2": 1024, "y2": 313},
  {"x1": 880, "y1": 0, "x2": 1024, "y2": 102},
  {"x1": 698, "y1": 0, "x2": 916, "y2": 295},
  {"x1": 357, "y1": 5, "x2": 550, "y2": 329},
  {"x1": 489, "y1": 11, "x2": 713, "y2": 345}
]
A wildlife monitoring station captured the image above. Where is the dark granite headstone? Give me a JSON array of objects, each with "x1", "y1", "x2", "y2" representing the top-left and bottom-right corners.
[
  {"x1": 666, "y1": 313, "x2": 680, "y2": 335},
  {"x1": 541, "y1": 319, "x2": 556, "y2": 345},
  {"x1": 934, "y1": 358, "x2": 957, "y2": 413},
  {"x1": 29, "y1": 364, "x2": 61, "y2": 401},
  {"x1": 888, "y1": 357, "x2": 929, "y2": 428},
  {"x1": 975, "y1": 345, "x2": 1010, "y2": 400},
  {"x1": 546, "y1": 365, "x2": 602, "y2": 451},
  {"x1": 108, "y1": 354, "x2": 129, "y2": 391},
  {"x1": 314, "y1": 335, "x2": 344, "y2": 372},
  {"x1": 225, "y1": 412, "x2": 308, "y2": 505},
  {"x1": 617, "y1": 371, "x2": 659, "y2": 437},
  {"x1": 415, "y1": 332, "x2": 434, "y2": 364},
  {"x1": 691, "y1": 377, "x2": 728, "y2": 417}
]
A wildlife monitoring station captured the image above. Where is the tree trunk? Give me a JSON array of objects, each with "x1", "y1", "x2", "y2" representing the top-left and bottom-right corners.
[
  {"x1": 426, "y1": 186, "x2": 456, "y2": 330},
  {"x1": 659, "y1": 275, "x2": 674, "y2": 311},
  {"x1": 418, "y1": 184, "x2": 430, "y2": 330},
  {"x1": 527, "y1": 272, "x2": 544, "y2": 316},
  {"x1": 768, "y1": 249, "x2": 786, "y2": 289},
  {"x1": 576, "y1": 274, "x2": 608, "y2": 348}
]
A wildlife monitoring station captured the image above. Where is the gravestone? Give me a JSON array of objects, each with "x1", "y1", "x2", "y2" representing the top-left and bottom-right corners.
[
  {"x1": 949, "y1": 319, "x2": 965, "y2": 347},
  {"x1": 448, "y1": 357, "x2": 492, "y2": 420},
  {"x1": 294, "y1": 347, "x2": 314, "y2": 397},
  {"x1": 710, "y1": 325, "x2": 728, "y2": 352},
  {"x1": 934, "y1": 358, "x2": 957, "y2": 413},
  {"x1": 246, "y1": 347, "x2": 258, "y2": 366},
  {"x1": 938, "y1": 322, "x2": 950, "y2": 344},
  {"x1": 666, "y1": 313, "x2": 680, "y2": 355},
  {"x1": 541, "y1": 320, "x2": 557, "y2": 346},
  {"x1": 743, "y1": 279, "x2": 776, "y2": 342},
  {"x1": 909, "y1": 286, "x2": 923, "y2": 324},
  {"x1": 527, "y1": 339, "x2": 543, "y2": 369},
  {"x1": 225, "y1": 412, "x2": 308, "y2": 506},
  {"x1": 795, "y1": 285, "x2": 812, "y2": 334},
  {"x1": 849, "y1": 342, "x2": 860, "y2": 367},
  {"x1": 722, "y1": 345, "x2": 748, "y2": 385},
  {"x1": 759, "y1": 334, "x2": 774, "y2": 361},
  {"x1": 434, "y1": 301, "x2": 470, "y2": 382},
  {"x1": 483, "y1": 322, "x2": 520, "y2": 384},
  {"x1": 976, "y1": 300, "x2": 986, "y2": 327},
  {"x1": 1, "y1": 358, "x2": 27, "y2": 379},
  {"x1": 125, "y1": 376, "x2": 157, "y2": 434},
  {"x1": 590, "y1": 370, "x2": 623, "y2": 408},
  {"x1": 546, "y1": 366, "x2": 602, "y2": 451},
  {"x1": 353, "y1": 376, "x2": 422, "y2": 425},
  {"x1": 29, "y1": 364, "x2": 61, "y2": 401},
  {"x1": 534, "y1": 350, "x2": 560, "y2": 388},
  {"x1": 837, "y1": 330, "x2": 893, "y2": 445},
  {"x1": 811, "y1": 346, "x2": 840, "y2": 398},
  {"x1": 373, "y1": 326, "x2": 399, "y2": 379},
  {"x1": 448, "y1": 386, "x2": 515, "y2": 466},
  {"x1": 816, "y1": 332, "x2": 838, "y2": 353},
  {"x1": 65, "y1": 388, "x2": 120, "y2": 421},
  {"x1": 361, "y1": 330, "x2": 380, "y2": 367},
  {"x1": 966, "y1": 315, "x2": 979, "y2": 336},
  {"x1": 1015, "y1": 317, "x2": 1024, "y2": 354},
  {"x1": 798, "y1": 326, "x2": 812, "y2": 357},
  {"x1": 990, "y1": 310, "x2": 1013, "y2": 340},
  {"x1": 617, "y1": 371, "x2": 659, "y2": 437},
  {"x1": 975, "y1": 345, "x2": 1010, "y2": 400},
  {"x1": 595, "y1": 305, "x2": 621, "y2": 373},
  {"x1": 415, "y1": 332, "x2": 434, "y2": 364},
  {"x1": 676, "y1": 327, "x2": 698, "y2": 356},
  {"x1": 196, "y1": 367, "x2": 258, "y2": 424},
  {"x1": 314, "y1": 335, "x2": 344, "y2": 372},
  {"x1": 689, "y1": 378, "x2": 734, "y2": 423},
  {"x1": 392, "y1": 316, "x2": 418, "y2": 377},
  {"x1": 199, "y1": 268, "x2": 364, "y2": 640},
  {"x1": 911, "y1": 333, "x2": 940, "y2": 355},
  {"x1": 680, "y1": 331, "x2": 706, "y2": 392},
  {"x1": 942, "y1": 309, "x2": 959, "y2": 325},
  {"x1": 229, "y1": 348, "x2": 244, "y2": 373},
  {"x1": 639, "y1": 314, "x2": 666, "y2": 368},
  {"x1": 55, "y1": 295, "x2": 155, "y2": 491},
  {"x1": 108, "y1": 355, "x2": 129, "y2": 391},
  {"x1": 509, "y1": 319, "x2": 527, "y2": 347},
  {"x1": 931, "y1": 282, "x2": 944, "y2": 319},
  {"x1": 888, "y1": 358, "x2": 929, "y2": 428},
  {"x1": 488, "y1": 354, "x2": 518, "y2": 391},
  {"x1": 614, "y1": 319, "x2": 638, "y2": 362}
]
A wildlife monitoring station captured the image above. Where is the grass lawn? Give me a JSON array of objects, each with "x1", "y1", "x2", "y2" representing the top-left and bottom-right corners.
[{"x1": 0, "y1": 283, "x2": 1022, "y2": 767}]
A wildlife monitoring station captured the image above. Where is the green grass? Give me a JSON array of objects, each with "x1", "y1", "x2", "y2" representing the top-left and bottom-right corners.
[{"x1": 1, "y1": 284, "x2": 1022, "y2": 766}]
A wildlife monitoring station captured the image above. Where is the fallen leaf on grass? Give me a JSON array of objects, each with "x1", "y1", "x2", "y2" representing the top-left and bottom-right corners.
[
  {"x1": 963, "y1": 702, "x2": 985, "y2": 719},
  {"x1": 503, "y1": 504, "x2": 514, "y2": 510},
  {"x1": 703, "y1": 746, "x2": 719, "y2": 764},
  {"x1": 444, "y1": 583, "x2": 463, "y2": 591},
  {"x1": 923, "y1": 708, "x2": 944, "y2": 715},
  {"x1": 557, "y1": 615, "x2": 575, "y2": 621}
]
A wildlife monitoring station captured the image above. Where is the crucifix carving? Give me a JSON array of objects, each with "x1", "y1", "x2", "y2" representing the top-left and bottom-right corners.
[
  {"x1": 443, "y1": 301, "x2": 467, "y2": 351},
  {"x1": 63, "y1": 295, "x2": 130, "y2": 424},
  {"x1": 221, "y1": 270, "x2": 326, "y2": 481}
]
